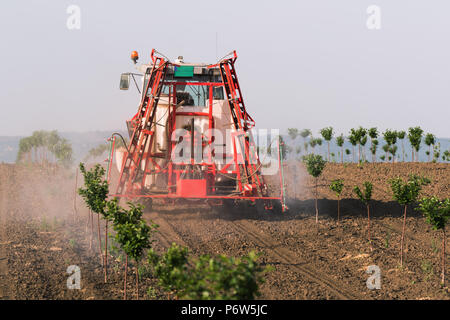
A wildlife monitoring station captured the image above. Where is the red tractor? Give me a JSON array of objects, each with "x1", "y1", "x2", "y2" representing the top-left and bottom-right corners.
[{"x1": 107, "y1": 49, "x2": 286, "y2": 212}]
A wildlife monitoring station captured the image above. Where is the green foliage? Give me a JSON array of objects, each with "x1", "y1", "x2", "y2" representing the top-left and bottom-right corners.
[
  {"x1": 353, "y1": 181, "x2": 373, "y2": 205},
  {"x1": 397, "y1": 130, "x2": 406, "y2": 140},
  {"x1": 353, "y1": 127, "x2": 367, "y2": 145},
  {"x1": 53, "y1": 138, "x2": 73, "y2": 166},
  {"x1": 320, "y1": 127, "x2": 333, "y2": 142},
  {"x1": 300, "y1": 129, "x2": 311, "y2": 139},
  {"x1": 389, "y1": 174, "x2": 431, "y2": 206},
  {"x1": 184, "y1": 251, "x2": 269, "y2": 300},
  {"x1": 443, "y1": 150, "x2": 450, "y2": 162},
  {"x1": 85, "y1": 143, "x2": 109, "y2": 161},
  {"x1": 78, "y1": 163, "x2": 109, "y2": 217},
  {"x1": 360, "y1": 135, "x2": 368, "y2": 147},
  {"x1": 433, "y1": 143, "x2": 441, "y2": 163},
  {"x1": 336, "y1": 134, "x2": 344, "y2": 147},
  {"x1": 287, "y1": 128, "x2": 299, "y2": 141},
  {"x1": 149, "y1": 244, "x2": 270, "y2": 300},
  {"x1": 302, "y1": 154, "x2": 326, "y2": 178},
  {"x1": 330, "y1": 179, "x2": 344, "y2": 198},
  {"x1": 16, "y1": 130, "x2": 73, "y2": 166},
  {"x1": 408, "y1": 126, "x2": 423, "y2": 152},
  {"x1": 316, "y1": 138, "x2": 322, "y2": 146},
  {"x1": 370, "y1": 139, "x2": 378, "y2": 155},
  {"x1": 383, "y1": 129, "x2": 398, "y2": 146},
  {"x1": 345, "y1": 149, "x2": 351, "y2": 155},
  {"x1": 424, "y1": 133, "x2": 436, "y2": 147},
  {"x1": 148, "y1": 243, "x2": 189, "y2": 294},
  {"x1": 389, "y1": 145, "x2": 398, "y2": 159},
  {"x1": 417, "y1": 197, "x2": 450, "y2": 231},
  {"x1": 107, "y1": 199, "x2": 158, "y2": 262},
  {"x1": 16, "y1": 137, "x2": 33, "y2": 162},
  {"x1": 368, "y1": 127, "x2": 378, "y2": 139},
  {"x1": 348, "y1": 131, "x2": 358, "y2": 147}
]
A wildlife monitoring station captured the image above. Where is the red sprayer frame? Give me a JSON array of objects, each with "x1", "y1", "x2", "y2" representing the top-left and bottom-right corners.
[{"x1": 108, "y1": 50, "x2": 286, "y2": 211}]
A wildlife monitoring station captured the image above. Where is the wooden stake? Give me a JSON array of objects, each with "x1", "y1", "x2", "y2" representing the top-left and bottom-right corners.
[
  {"x1": 315, "y1": 178, "x2": 318, "y2": 224},
  {"x1": 104, "y1": 221, "x2": 108, "y2": 283},
  {"x1": 97, "y1": 213, "x2": 103, "y2": 266},
  {"x1": 442, "y1": 229, "x2": 446, "y2": 286},
  {"x1": 400, "y1": 205, "x2": 407, "y2": 267},
  {"x1": 124, "y1": 254, "x2": 128, "y2": 300},
  {"x1": 136, "y1": 264, "x2": 139, "y2": 300}
]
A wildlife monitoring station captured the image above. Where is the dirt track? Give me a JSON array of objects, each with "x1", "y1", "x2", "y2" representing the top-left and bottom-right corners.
[{"x1": 0, "y1": 162, "x2": 449, "y2": 300}]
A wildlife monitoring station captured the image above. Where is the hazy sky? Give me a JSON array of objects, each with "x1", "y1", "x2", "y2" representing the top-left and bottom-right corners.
[{"x1": 1, "y1": 0, "x2": 449, "y2": 137}]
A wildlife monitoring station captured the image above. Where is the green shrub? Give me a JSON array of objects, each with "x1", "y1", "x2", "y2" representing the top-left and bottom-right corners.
[{"x1": 148, "y1": 244, "x2": 271, "y2": 300}]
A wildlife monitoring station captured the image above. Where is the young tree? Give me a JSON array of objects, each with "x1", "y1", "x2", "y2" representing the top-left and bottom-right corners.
[
  {"x1": 84, "y1": 143, "x2": 110, "y2": 162},
  {"x1": 368, "y1": 127, "x2": 378, "y2": 141},
  {"x1": 148, "y1": 244, "x2": 271, "y2": 300},
  {"x1": 424, "y1": 133, "x2": 436, "y2": 162},
  {"x1": 147, "y1": 243, "x2": 189, "y2": 298},
  {"x1": 54, "y1": 138, "x2": 73, "y2": 167},
  {"x1": 383, "y1": 129, "x2": 398, "y2": 163},
  {"x1": 300, "y1": 129, "x2": 312, "y2": 155},
  {"x1": 320, "y1": 127, "x2": 334, "y2": 161},
  {"x1": 348, "y1": 129, "x2": 358, "y2": 163},
  {"x1": 360, "y1": 135, "x2": 368, "y2": 162},
  {"x1": 31, "y1": 131, "x2": 45, "y2": 163},
  {"x1": 397, "y1": 130, "x2": 406, "y2": 162},
  {"x1": 107, "y1": 198, "x2": 158, "y2": 299},
  {"x1": 302, "y1": 154, "x2": 326, "y2": 223},
  {"x1": 389, "y1": 145, "x2": 398, "y2": 164},
  {"x1": 390, "y1": 175, "x2": 431, "y2": 267},
  {"x1": 383, "y1": 129, "x2": 397, "y2": 146},
  {"x1": 16, "y1": 137, "x2": 33, "y2": 163},
  {"x1": 336, "y1": 134, "x2": 345, "y2": 163},
  {"x1": 443, "y1": 150, "x2": 450, "y2": 162},
  {"x1": 345, "y1": 148, "x2": 351, "y2": 162},
  {"x1": 417, "y1": 197, "x2": 450, "y2": 286},
  {"x1": 185, "y1": 251, "x2": 269, "y2": 300},
  {"x1": 370, "y1": 139, "x2": 379, "y2": 163},
  {"x1": 78, "y1": 163, "x2": 110, "y2": 282},
  {"x1": 353, "y1": 182, "x2": 373, "y2": 244},
  {"x1": 433, "y1": 143, "x2": 441, "y2": 163},
  {"x1": 330, "y1": 179, "x2": 344, "y2": 224},
  {"x1": 287, "y1": 128, "x2": 299, "y2": 141},
  {"x1": 295, "y1": 146, "x2": 302, "y2": 159},
  {"x1": 355, "y1": 127, "x2": 367, "y2": 163},
  {"x1": 315, "y1": 138, "x2": 323, "y2": 156},
  {"x1": 382, "y1": 144, "x2": 390, "y2": 162},
  {"x1": 408, "y1": 127, "x2": 423, "y2": 162},
  {"x1": 16, "y1": 130, "x2": 72, "y2": 167}
]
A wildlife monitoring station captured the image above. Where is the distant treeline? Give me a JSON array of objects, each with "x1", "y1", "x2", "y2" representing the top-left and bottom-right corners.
[
  {"x1": 284, "y1": 127, "x2": 450, "y2": 163},
  {"x1": 16, "y1": 130, "x2": 72, "y2": 167}
]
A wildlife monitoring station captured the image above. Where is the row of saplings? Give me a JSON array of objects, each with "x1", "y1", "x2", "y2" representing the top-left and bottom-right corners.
[
  {"x1": 77, "y1": 163, "x2": 271, "y2": 300},
  {"x1": 303, "y1": 154, "x2": 450, "y2": 287}
]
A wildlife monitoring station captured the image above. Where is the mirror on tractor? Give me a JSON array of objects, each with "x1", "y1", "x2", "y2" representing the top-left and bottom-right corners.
[{"x1": 119, "y1": 73, "x2": 130, "y2": 90}]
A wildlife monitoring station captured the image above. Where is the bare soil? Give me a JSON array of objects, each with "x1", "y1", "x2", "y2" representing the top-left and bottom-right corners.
[{"x1": 0, "y1": 162, "x2": 448, "y2": 300}]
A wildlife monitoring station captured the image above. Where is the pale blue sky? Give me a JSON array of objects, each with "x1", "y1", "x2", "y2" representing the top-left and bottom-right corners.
[{"x1": 1, "y1": 0, "x2": 449, "y2": 137}]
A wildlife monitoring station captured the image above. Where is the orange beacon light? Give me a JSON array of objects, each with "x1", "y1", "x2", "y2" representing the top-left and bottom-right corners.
[{"x1": 131, "y1": 51, "x2": 139, "y2": 64}]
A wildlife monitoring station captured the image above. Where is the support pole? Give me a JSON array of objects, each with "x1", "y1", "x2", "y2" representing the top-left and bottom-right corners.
[{"x1": 277, "y1": 138, "x2": 287, "y2": 212}]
